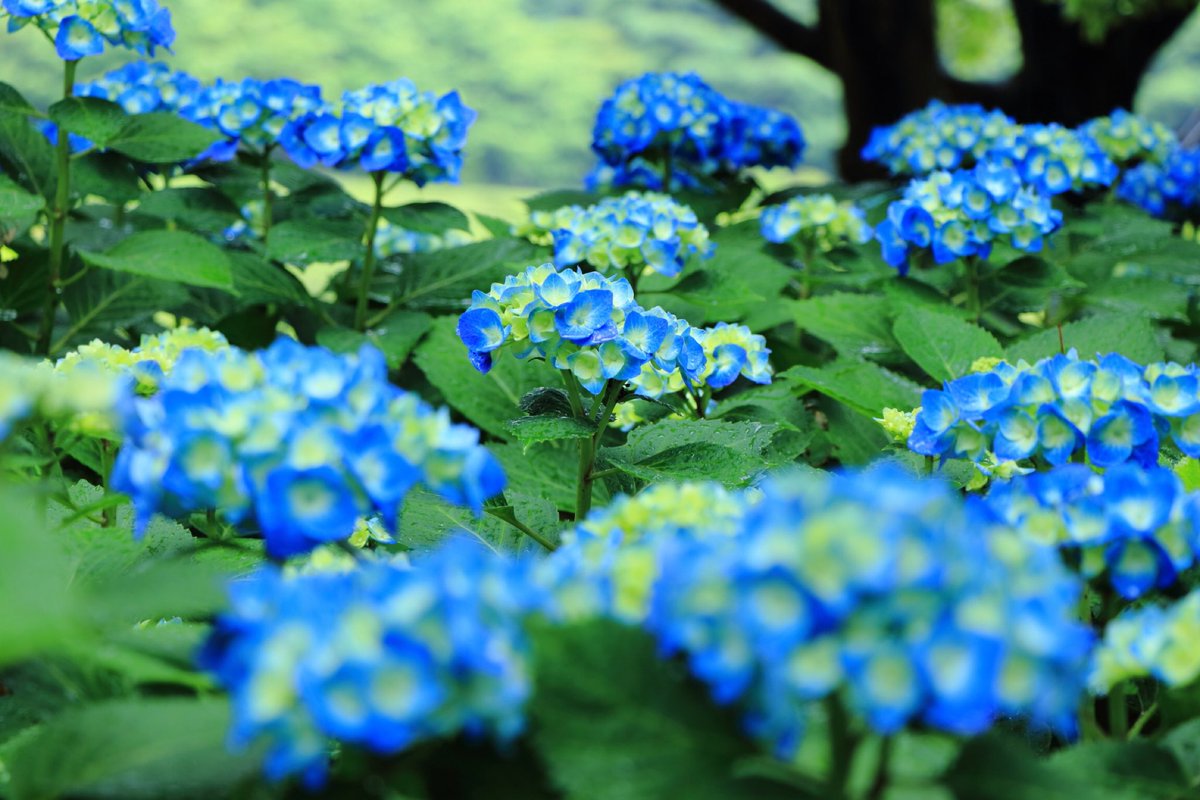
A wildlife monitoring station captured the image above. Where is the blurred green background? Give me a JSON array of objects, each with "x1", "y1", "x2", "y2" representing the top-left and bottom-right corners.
[{"x1": 2, "y1": 0, "x2": 1199, "y2": 192}]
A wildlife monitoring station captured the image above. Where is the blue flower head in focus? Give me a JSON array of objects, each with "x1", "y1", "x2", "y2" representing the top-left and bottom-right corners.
[
  {"x1": 862, "y1": 101, "x2": 1017, "y2": 175},
  {"x1": 3, "y1": 0, "x2": 175, "y2": 60}
]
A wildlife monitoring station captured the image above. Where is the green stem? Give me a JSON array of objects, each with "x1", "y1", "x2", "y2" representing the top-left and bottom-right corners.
[
  {"x1": 1108, "y1": 682, "x2": 1130, "y2": 739},
  {"x1": 260, "y1": 145, "x2": 274, "y2": 247},
  {"x1": 825, "y1": 694, "x2": 855, "y2": 800},
  {"x1": 561, "y1": 369, "x2": 584, "y2": 418},
  {"x1": 355, "y1": 172, "x2": 386, "y2": 331},
  {"x1": 800, "y1": 242, "x2": 815, "y2": 299},
  {"x1": 99, "y1": 439, "x2": 115, "y2": 528},
  {"x1": 484, "y1": 507, "x2": 557, "y2": 551},
  {"x1": 36, "y1": 58, "x2": 78, "y2": 356},
  {"x1": 965, "y1": 255, "x2": 982, "y2": 324},
  {"x1": 866, "y1": 737, "x2": 894, "y2": 800},
  {"x1": 1127, "y1": 701, "x2": 1158, "y2": 740}
]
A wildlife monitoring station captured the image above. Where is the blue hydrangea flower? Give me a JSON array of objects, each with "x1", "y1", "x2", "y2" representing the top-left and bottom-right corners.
[
  {"x1": 588, "y1": 71, "x2": 804, "y2": 191},
  {"x1": 111, "y1": 337, "x2": 505, "y2": 558},
  {"x1": 983, "y1": 464, "x2": 1200, "y2": 599},
  {"x1": 520, "y1": 191, "x2": 714, "y2": 280},
  {"x1": 199, "y1": 540, "x2": 541, "y2": 786},
  {"x1": 1090, "y1": 589, "x2": 1200, "y2": 693},
  {"x1": 862, "y1": 101, "x2": 1017, "y2": 175},
  {"x1": 875, "y1": 162, "x2": 1063, "y2": 275},
  {"x1": 1117, "y1": 146, "x2": 1200, "y2": 220},
  {"x1": 3, "y1": 0, "x2": 174, "y2": 60},
  {"x1": 909, "y1": 352, "x2": 1200, "y2": 468},
  {"x1": 983, "y1": 124, "x2": 1118, "y2": 195},
  {"x1": 281, "y1": 79, "x2": 475, "y2": 184},
  {"x1": 760, "y1": 193, "x2": 874, "y2": 251},
  {"x1": 639, "y1": 466, "x2": 1090, "y2": 754},
  {"x1": 457, "y1": 263, "x2": 711, "y2": 397},
  {"x1": 189, "y1": 77, "x2": 326, "y2": 162},
  {"x1": 1080, "y1": 109, "x2": 1178, "y2": 169}
]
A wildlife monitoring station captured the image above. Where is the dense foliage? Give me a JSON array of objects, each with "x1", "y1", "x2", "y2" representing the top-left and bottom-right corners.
[{"x1": 3, "y1": 2, "x2": 1200, "y2": 799}]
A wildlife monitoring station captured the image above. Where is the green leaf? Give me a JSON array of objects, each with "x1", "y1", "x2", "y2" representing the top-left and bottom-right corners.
[
  {"x1": 943, "y1": 734, "x2": 1192, "y2": 800},
  {"x1": 135, "y1": 187, "x2": 242, "y2": 235},
  {"x1": 601, "y1": 418, "x2": 798, "y2": 486},
  {"x1": 79, "y1": 230, "x2": 236, "y2": 292},
  {"x1": 892, "y1": 306, "x2": 1003, "y2": 383},
  {"x1": 6, "y1": 697, "x2": 263, "y2": 800},
  {"x1": 316, "y1": 309, "x2": 433, "y2": 369},
  {"x1": 380, "y1": 201, "x2": 470, "y2": 234},
  {"x1": 266, "y1": 218, "x2": 364, "y2": 264},
  {"x1": 1161, "y1": 718, "x2": 1200, "y2": 790},
  {"x1": 1006, "y1": 313, "x2": 1164, "y2": 364},
  {"x1": 226, "y1": 251, "x2": 312, "y2": 307},
  {"x1": 982, "y1": 255, "x2": 1084, "y2": 312},
  {"x1": 106, "y1": 112, "x2": 221, "y2": 164},
  {"x1": 795, "y1": 293, "x2": 899, "y2": 360},
  {"x1": 529, "y1": 619, "x2": 796, "y2": 800},
  {"x1": 491, "y1": 440, "x2": 610, "y2": 515},
  {"x1": 507, "y1": 415, "x2": 597, "y2": 447},
  {"x1": 397, "y1": 486, "x2": 560, "y2": 553},
  {"x1": 781, "y1": 359, "x2": 923, "y2": 418},
  {"x1": 519, "y1": 387, "x2": 575, "y2": 418},
  {"x1": 72, "y1": 152, "x2": 141, "y2": 203},
  {"x1": 0, "y1": 82, "x2": 38, "y2": 117},
  {"x1": 524, "y1": 188, "x2": 604, "y2": 213},
  {"x1": 0, "y1": 112, "x2": 55, "y2": 197},
  {"x1": 0, "y1": 174, "x2": 44, "y2": 237},
  {"x1": 58, "y1": 269, "x2": 189, "y2": 352},
  {"x1": 47, "y1": 97, "x2": 128, "y2": 148},
  {"x1": 380, "y1": 237, "x2": 546, "y2": 311},
  {"x1": 414, "y1": 316, "x2": 561, "y2": 440}
]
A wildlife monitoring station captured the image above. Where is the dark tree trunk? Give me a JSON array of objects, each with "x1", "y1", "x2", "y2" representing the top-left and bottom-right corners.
[{"x1": 711, "y1": 0, "x2": 1194, "y2": 180}]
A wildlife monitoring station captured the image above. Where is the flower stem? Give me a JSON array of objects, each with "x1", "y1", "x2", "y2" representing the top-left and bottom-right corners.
[
  {"x1": 355, "y1": 171, "x2": 386, "y2": 331},
  {"x1": 260, "y1": 145, "x2": 275, "y2": 248},
  {"x1": 866, "y1": 736, "x2": 894, "y2": 800},
  {"x1": 825, "y1": 694, "x2": 855, "y2": 800},
  {"x1": 964, "y1": 255, "x2": 982, "y2": 323},
  {"x1": 484, "y1": 506, "x2": 557, "y2": 552},
  {"x1": 36, "y1": 58, "x2": 78, "y2": 356},
  {"x1": 1108, "y1": 681, "x2": 1130, "y2": 739}
]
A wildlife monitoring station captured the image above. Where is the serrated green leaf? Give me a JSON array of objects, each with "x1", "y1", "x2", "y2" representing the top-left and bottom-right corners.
[
  {"x1": 380, "y1": 201, "x2": 470, "y2": 234},
  {"x1": 79, "y1": 230, "x2": 236, "y2": 292},
  {"x1": 519, "y1": 387, "x2": 575, "y2": 418},
  {"x1": 72, "y1": 152, "x2": 140, "y2": 203},
  {"x1": 48, "y1": 97, "x2": 128, "y2": 148},
  {"x1": 529, "y1": 620, "x2": 796, "y2": 800},
  {"x1": 0, "y1": 174, "x2": 43, "y2": 237},
  {"x1": 6, "y1": 697, "x2": 263, "y2": 800},
  {"x1": 892, "y1": 306, "x2": 1003, "y2": 383},
  {"x1": 781, "y1": 359, "x2": 923, "y2": 418},
  {"x1": 982, "y1": 255, "x2": 1084, "y2": 312},
  {"x1": 266, "y1": 218, "x2": 363, "y2": 265},
  {"x1": 135, "y1": 187, "x2": 242, "y2": 235},
  {"x1": 397, "y1": 486, "x2": 560, "y2": 553},
  {"x1": 508, "y1": 415, "x2": 596, "y2": 447},
  {"x1": 796, "y1": 293, "x2": 899, "y2": 360},
  {"x1": 491, "y1": 440, "x2": 610, "y2": 515},
  {"x1": 414, "y1": 316, "x2": 561, "y2": 440},
  {"x1": 226, "y1": 251, "x2": 313, "y2": 307},
  {"x1": 57, "y1": 269, "x2": 189, "y2": 352},
  {"x1": 1006, "y1": 314, "x2": 1164, "y2": 364},
  {"x1": 106, "y1": 112, "x2": 221, "y2": 164},
  {"x1": 0, "y1": 112, "x2": 55, "y2": 197},
  {"x1": 379, "y1": 237, "x2": 546, "y2": 311},
  {"x1": 316, "y1": 309, "x2": 432, "y2": 369}
]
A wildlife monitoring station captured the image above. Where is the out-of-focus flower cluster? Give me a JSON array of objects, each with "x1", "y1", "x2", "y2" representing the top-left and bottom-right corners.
[
  {"x1": 983, "y1": 464, "x2": 1200, "y2": 599},
  {"x1": 457, "y1": 264, "x2": 771, "y2": 398},
  {"x1": 862, "y1": 101, "x2": 1016, "y2": 176},
  {"x1": 0, "y1": 351, "x2": 119, "y2": 441},
  {"x1": 1117, "y1": 147, "x2": 1200, "y2": 220},
  {"x1": 3, "y1": 0, "x2": 174, "y2": 61},
  {"x1": 517, "y1": 191, "x2": 713, "y2": 280},
  {"x1": 875, "y1": 162, "x2": 1063, "y2": 274},
  {"x1": 909, "y1": 352, "x2": 1200, "y2": 468},
  {"x1": 641, "y1": 467, "x2": 1091, "y2": 753},
  {"x1": 199, "y1": 540, "x2": 539, "y2": 787},
  {"x1": 984, "y1": 124, "x2": 1118, "y2": 196},
  {"x1": 588, "y1": 71, "x2": 804, "y2": 192},
  {"x1": 54, "y1": 326, "x2": 228, "y2": 396},
  {"x1": 112, "y1": 337, "x2": 505, "y2": 558},
  {"x1": 281, "y1": 79, "x2": 475, "y2": 184},
  {"x1": 1081, "y1": 109, "x2": 1177, "y2": 168},
  {"x1": 760, "y1": 193, "x2": 873, "y2": 252},
  {"x1": 1090, "y1": 589, "x2": 1200, "y2": 693}
]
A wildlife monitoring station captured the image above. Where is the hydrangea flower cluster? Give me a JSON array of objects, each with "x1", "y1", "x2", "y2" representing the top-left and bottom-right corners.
[
  {"x1": 54, "y1": 326, "x2": 228, "y2": 396},
  {"x1": 189, "y1": 77, "x2": 326, "y2": 161},
  {"x1": 1117, "y1": 147, "x2": 1200, "y2": 219},
  {"x1": 537, "y1": 482, "x2": 750, "y2": 623},
  {"x1": 519, "y1": 191, "x2": 713, "y2": 280},
  {"x1": 983, "y1": 124, "x2": 1118, "y2": 195},
  {"x1": 1080, "y1": 109, "x2": 1177, "y2": 168},
  {"x1": 111, "y1": 337, "x2": 505, "y2": 558},
  {"x1": 3, "y1": 0, "x2": 174, "y2": 61},
  {"x1": 199, "y1": 540, "x2": 540, "y2": 786},
  {"x1": 0, "y1": 351, "x2": 120, "y2": 442},
  {"x1": 909, "y1": 352, "x2": 1200, "y2": 468},
  {"x1": 77, "y1": 60, "x2": 202, "y2": 115},
  {"x1": 456, "y1": 264, "x2": 707, "y2": 396},
  {"x1": 982, "y1": 464, "x2": 1200, "y2": 599},
  {"x1": 589, "y1": 71, "x2": 804, "y2": 191},
  {"x1": 281, "y1": 79, "x2": 475, "y2": 184},
  {"x1": 1090, "y1": 589, "x2": 1200, "y2": 693},
  {"x1": 862, "y1": 101, "x2": 1016, "y2": 175},
  {"x1": 760, "y1": 194, "x2": 874, "y2": 252},
  {"x1": 876, "y1": 162, "x2": 1063, "y2": 274},
  {"x1": 644, "y1": 467, "x2": 1091, "y2": 754}
]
